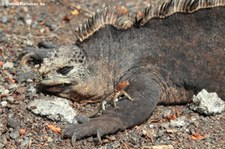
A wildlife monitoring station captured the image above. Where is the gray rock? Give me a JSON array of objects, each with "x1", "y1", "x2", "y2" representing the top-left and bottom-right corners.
[
  {"x1": 45, "y1": 20, "x2": 57, "y2": 31},
  {"x1": 0, "y1": 31, "x2": 5, "y2": 40},
  {"x1": 9, "y1": 130, "x2": 20, "y2": 139},
  {"x1": 1, "y1": 0, "x2": 9, "y2": 7},
  {"x1": 170, "y1": 117, "x2": 188, "y2": 128},
  {"x1": 0, "y1": 135, "x2": 7, "y2": 144},
  {"x1": 160, "y1": 122, "x2": 170, "y2": 129},
  {"x1": 0, "y1": 143, "x2": 4, "y2": 149},
  {"x1": 3, "y1": 61, "x2": 14, "y2": 69},
  {"x1": 16, "y1": 67, "x2": 36, "y2": 83},
  {"x1": 7, "y1": 96, "x2": 15, "y2": 103},
  {"x1": 27, "y1": 97, "x2": 77, "y2": 123},
  {"x1": 0, "y1": 88, "x2": 9, "y2": 96},
  {"x1": 7, "y1": 117, "x2": 19, "y2": 129},
  {"x1": 189, "y1": 89, "x2": 225, "y2": 115},
  {"x1": 162, "y1": 109, "x2": 172, "y2": 118},
  {"x1": 20, "y1": 137, "x2": 30, "y2": 147},
  {"x1": 1, "y1": 16, "x2": 8, "y2": 24}
]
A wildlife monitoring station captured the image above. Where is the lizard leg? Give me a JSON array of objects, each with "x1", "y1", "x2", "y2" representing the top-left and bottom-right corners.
[
  {"x1": 62, "y1": 73, "x2": 161, "y2": 144},
  {"x1": 120, "y1": 90, "x2": 132, "y2": 101},
  {"x1": 113, "y1": 91, "x2": 121, "y2": 108}
]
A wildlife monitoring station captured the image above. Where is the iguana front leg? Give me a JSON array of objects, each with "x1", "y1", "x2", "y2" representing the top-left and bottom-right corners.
[{"x1": 62, "y1": 73, "x2": 161, "y2": 145}]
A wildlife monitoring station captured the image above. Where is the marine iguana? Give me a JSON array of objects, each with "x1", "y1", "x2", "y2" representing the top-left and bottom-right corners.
[{"x1": 22, "y1": 0, "x2": 225, "y2": 144}]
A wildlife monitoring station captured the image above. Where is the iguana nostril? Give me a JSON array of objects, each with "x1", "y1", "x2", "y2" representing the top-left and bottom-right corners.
[
  {"x1": 41, "y1": 74, "x2": 48, "y2": 80},
  {"x1": 56, "y1": 66, "x2": 74, "y2": 76}
]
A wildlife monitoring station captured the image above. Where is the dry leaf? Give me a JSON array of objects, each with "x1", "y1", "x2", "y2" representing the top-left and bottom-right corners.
[
  {"x1": 0, "y1": 61, "x2": 4, "y2": 67},
  {"x1": 7, "y1": 77, "x2": 15, "y2": 83},
  {"x1": 47, "y1": 124, "x2": 61, "y2": 134},
  {"x1": 191, "y1": 132, "x2": 208, "y2": 140},
  {"x1": 63, "y1": 15, "x2": 72, "y2": 23},
  {"x1": 166, "y1": 114, "x2": 177, "y2": 120},
  {"x1": 71, "y1": 9, "x2": 79, "y2": 16}
]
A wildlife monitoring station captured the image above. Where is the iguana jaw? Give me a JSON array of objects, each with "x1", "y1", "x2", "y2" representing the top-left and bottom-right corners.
[
  {"x1": 38, "y1": 80, "x2": 90, "y2": 102},
  {"x1": 41, "y1": 78, "x2": 72, "y2": 86}
]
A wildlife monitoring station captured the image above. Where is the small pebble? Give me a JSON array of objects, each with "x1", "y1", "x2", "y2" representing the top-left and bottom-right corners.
[
  {"x1": 24, "y1": 40, "x2": 33, "y2": 46},
  {"x1": 87, "y1": 137, "x2": 93, "y2": 142},
  {"x1": 19, "y1": 128, "x2": 26, "y2": 136},
  {"x1": 20, "y1": 137, "x2": 30, "y2": 147},
  {"x1": 160, "y1": 122, "x2": 170, "y2": 129},
  {"x1": 107, "y1": 135, "x2": 116, "y2": 141},
  {"x1": 7, "y1": 96, "x2": 15, "y2": 103},
  {"x1": 1, "y1": 16, "x2": 8, "y2": 24},
  {"x1": 47, "y1": 136, "x2": 53, "y2": 142},
  {"x1": 1, "y1": 101, "x2": 7, "y2": 107},
  {"x1": 3, "y1": 62, "x2": 14, "y2": 69},
  {"x1": 26, "y1": 79, "x2": 33, "y2": 83},
  {"x1": 170, "y1": 119, "x2": 187, "y2": 128},
  {"x1": 0, "y1": 108, "x2": 3, "y2": 114},
  {"x1": 25, "y1": 19, "x2": 32, "y2": 26},
  {"x1": 0, "y1": 31, "x2": 5, "y2": 40},
  {"x1": 0, "y1": 143, "x2": 4, "y2": 149},
  {"x1": 0, "y1": 86, "x2": 5, "y2": 94},
  {"x1": 9, "y1": 130, "x2": 20, "y2": 139},
  {"x1": 162, "y1": 109, "x2": 172, "y2": 118},
  {"x1": 1, "y1": 89, "x2": 9, "y2": 95},
  {"x1": 7, "y1": 117, "x2": 19, "y2": 129},
  {"x1": 21, "y1": 7, "x2": 29, "y2": 12}
]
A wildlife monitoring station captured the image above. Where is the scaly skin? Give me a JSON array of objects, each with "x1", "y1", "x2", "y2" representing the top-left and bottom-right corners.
[{"x1": 22, "y1": 0, "x2": 225, "y2": 144}]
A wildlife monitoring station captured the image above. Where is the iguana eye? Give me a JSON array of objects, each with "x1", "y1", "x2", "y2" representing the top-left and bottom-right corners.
[{"x1": 56, "y1": 66, "x2": 74, "y2": 75}]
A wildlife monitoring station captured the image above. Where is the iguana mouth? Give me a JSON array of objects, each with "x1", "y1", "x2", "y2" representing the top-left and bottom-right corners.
[{"x1": 37, "y1": 82, "x2": 72, "y2": 94}]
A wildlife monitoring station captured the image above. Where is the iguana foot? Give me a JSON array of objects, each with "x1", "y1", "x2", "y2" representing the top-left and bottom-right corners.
[
  {"x1": 62, "y1": 115, "x2": 124, "y2": 145},
  {"x1": 20, "y1": 42, "x2": 58, "y2": 66}
]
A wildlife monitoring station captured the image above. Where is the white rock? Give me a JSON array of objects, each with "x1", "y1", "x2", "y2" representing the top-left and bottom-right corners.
[
  {"x1": 150, "y1": 145, "x2": 174, "y2": 149},
  {"x1": 1, "y1": 101, "x2": 8, "y2": 107},
  {"x1": 189, "y1": 89, "x2": 225, "y2": 115},
  {"x1": 27, "y1": 97, "x2": 77, "y2": 123},
  {"x1": 170, "y1": 117, "x2": 188, "y2": 128},
  {"x1": 25, "y1": 19, "x2": 32, "y2": 26}
]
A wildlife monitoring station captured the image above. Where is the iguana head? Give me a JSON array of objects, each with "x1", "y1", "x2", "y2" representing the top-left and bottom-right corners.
[{"x1": 38, "y1": 45, "x2": 112, "y2": 102}]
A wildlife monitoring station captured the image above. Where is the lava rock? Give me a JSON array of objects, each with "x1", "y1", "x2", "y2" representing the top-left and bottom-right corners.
[
  {"x1": 9, "y1": 130, "x2": 20, "y2": 139},
  {"x1": 170, "y1": 117, "x2": 188, "y2": 128},
  {"x1": 27, "y1": 97, "x2": 77, "y2": 123},
  {"x1": 7, "y1": 117, "x2": 20, "y2": 129},
  {"x1": 189, "y1": 89, "x2": 225, "y2": 115}
]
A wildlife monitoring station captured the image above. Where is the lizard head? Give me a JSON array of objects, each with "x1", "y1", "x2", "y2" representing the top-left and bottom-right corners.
[{"x1": 38, "y1": 45, "x2": 106, "y2": 102}]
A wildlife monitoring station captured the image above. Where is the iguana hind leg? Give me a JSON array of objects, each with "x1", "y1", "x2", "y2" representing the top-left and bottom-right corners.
[{"x1": 62, "y1": 73, "x2": 161, "y2": 143}]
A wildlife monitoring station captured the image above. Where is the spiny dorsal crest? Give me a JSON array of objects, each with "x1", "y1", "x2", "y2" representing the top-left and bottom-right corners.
[
  {"x1": 137, "y1": 0, "x2": 225, "y2": 25},
  {"x1": 75, "y1": 0, "x2": 225, "y2": 42},
  {"x1": 74, "y1": 6, "x2": 133, "y2": 42}
]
